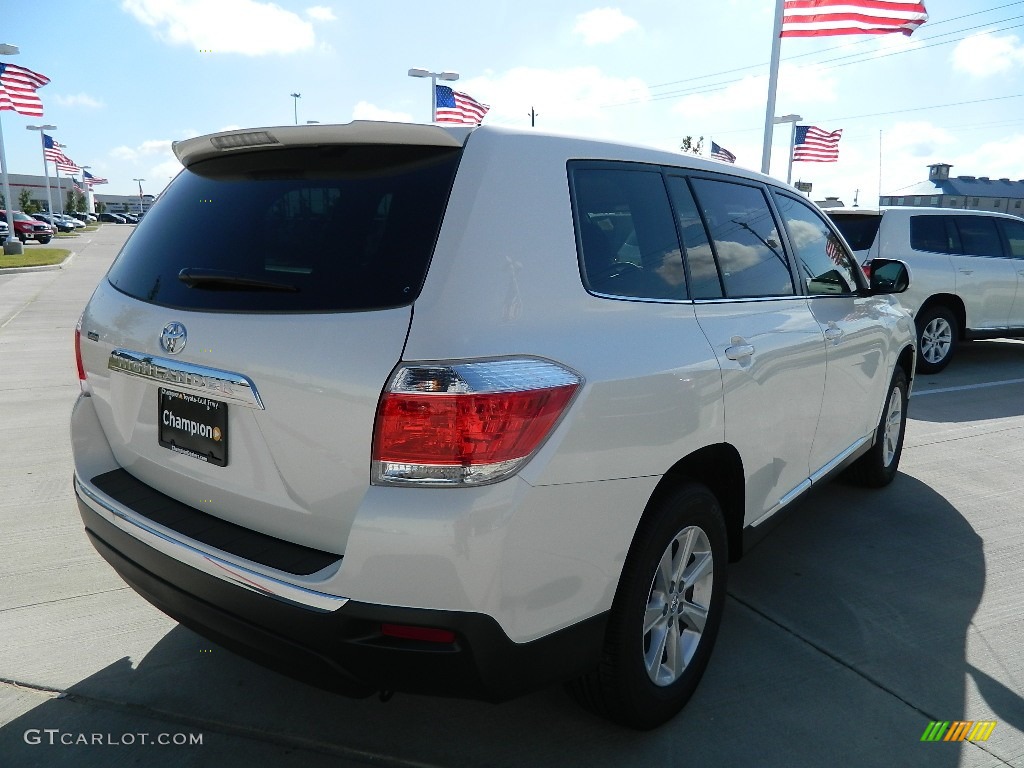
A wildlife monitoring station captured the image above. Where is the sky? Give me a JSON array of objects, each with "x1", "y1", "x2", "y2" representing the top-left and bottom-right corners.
[{"x1": 1, "y1": 0, "x2": 1023, "y2": 202}]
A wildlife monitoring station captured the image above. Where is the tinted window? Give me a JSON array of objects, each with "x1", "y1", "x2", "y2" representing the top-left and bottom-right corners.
[
  {"x1": 911, "y1": 215, "x2": 959, "y2": 254},
  {"x1": 666, "y1": 176, "x2": 721, "y2": 299},
  {"x1": 954, "y1": 216, "x2": 1004, "y2": 258},
  {"x1": 774, "y1": 193, "x2": 858, "y2": 295},
  {"x1": 106, "y1": 145, "x2": 461, "y2": 312},
  {"x1": 689, "y1": 178, "x2": 794, "y2": 298},
  {"x1": 572, "y1": 167, "x2": 687, "y2": 300},
  {"x1": 827, "y1": 213, "x2": 881, "y2": 252},
  {"x1": 999, "y1": 218, "x2": 1024, "y2": 258}
]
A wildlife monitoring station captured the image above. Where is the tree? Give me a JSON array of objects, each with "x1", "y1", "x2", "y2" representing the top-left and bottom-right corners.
[
  {"x1": 96, "y1": 200, "x2": 106, "y2": 214},
  {"x1": 73, "y1": 190, "x2": 87, "y2": 213},
  {"x1": 18, "y1": 188, "x2": 40, "y2": 213},
  {"x1": 680, "y1": 135, "x2": 704, "y2": 156},
  {"x1": 66, "y1": 189, "x2": 76, "y2": 213}
]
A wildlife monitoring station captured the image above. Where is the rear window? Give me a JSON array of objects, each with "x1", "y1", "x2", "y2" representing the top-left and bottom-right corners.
[
  {"x1": 106, "y1": 145, "x2": 461, "y2": 312},
  {"x1": 828, "y1": 213, "x2": 881, "y2": 252}
]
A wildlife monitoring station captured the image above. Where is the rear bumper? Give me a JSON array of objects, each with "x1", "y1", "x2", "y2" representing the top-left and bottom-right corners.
[{"x1": 76, "y1": 492, "x2": 607, "y2": 702}]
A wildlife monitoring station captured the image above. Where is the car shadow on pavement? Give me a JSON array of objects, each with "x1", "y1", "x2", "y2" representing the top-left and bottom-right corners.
[{"x1": 0, "y1": 474, "x2": 1009, "y2": 768}]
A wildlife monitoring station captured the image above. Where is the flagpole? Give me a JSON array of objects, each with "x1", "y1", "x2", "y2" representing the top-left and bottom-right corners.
[
  {"x1": 33, "y1": 131, "x2": 55, "y2": 218},
  {"x1": 0, "y1": 114, "x2": 23, "y2": 254},
  {"x1": 54, "y1": 166, "x2": 64, "y2": 216},
  {"x1": 761, "y1": 0, "x2": 785, "y2": 175}
]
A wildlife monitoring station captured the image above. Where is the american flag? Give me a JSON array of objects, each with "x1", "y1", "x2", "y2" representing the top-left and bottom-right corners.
[
  {"x1": 710, "y1": 141, "x2": 736, "y2": 164},
  {"x1": 0, "y1": 63, "x2": 50, "y2": 117},
  {"x1": 781, "y1": 0, "x2": 928, "y2": 37},
  {"x1": 43, "y1": 133, "x2": 73, "y2": 164},
  {"x1": 84, "y1": 171, "x2": 108, "y2": 186},
  {"x1": 825, "y1": 233, "x2": 847, "y2": 267},
  {"x1": 73, "y1": 181, "x2": 84, "y2": 194},
  {"x1": 435, "y1": 85, "x2": 489, "y2": 125},
  {"x1": 56, "y1": 158, "x2": 81, "y2": 174},
  {"x1": 793, "y1": 125, "x2": 842, "y2": 162}
]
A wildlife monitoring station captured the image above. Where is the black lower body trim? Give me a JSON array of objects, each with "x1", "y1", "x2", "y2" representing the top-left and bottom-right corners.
[{"x1": 78, "y1": 497, "x2": 607, "y2": 702}]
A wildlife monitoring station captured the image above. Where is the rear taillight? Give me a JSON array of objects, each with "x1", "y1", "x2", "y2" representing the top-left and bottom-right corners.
[
  {"x1": 862, "y1": 261, "x2": 872, "y2": 279},
  {"x1": 372, "y1": 358, "x2": 581, "y2": 486},
  {"x1": 74, "y1": 316, "x2": 90, "y2": 394}
]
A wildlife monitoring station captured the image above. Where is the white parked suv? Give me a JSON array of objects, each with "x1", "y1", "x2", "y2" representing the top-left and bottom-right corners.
[
  {"x1": 828, "y1": 206, "x2": 1024, "y2": 373},
  {"x1": 72, "y1": 122, "x2": 915, "y2": 729}
]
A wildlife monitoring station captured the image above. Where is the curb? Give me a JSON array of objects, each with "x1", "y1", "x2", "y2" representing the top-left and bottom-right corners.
[{"x1": 0, "y1": 250, "x2": 77, "y2": 275}]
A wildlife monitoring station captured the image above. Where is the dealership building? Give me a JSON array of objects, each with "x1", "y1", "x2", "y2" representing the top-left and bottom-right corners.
[{"x1": 1, "y1": 172, "x2": 154, "y2": 214}]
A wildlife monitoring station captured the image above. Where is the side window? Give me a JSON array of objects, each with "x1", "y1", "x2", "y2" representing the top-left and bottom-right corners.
[
  {"x1": 910, "y1": 215, "x2": 958, "y2": 254},
  {"x1": 773, "y1": 192, "x2": 858, "y2": 295},
  {"x1": 666, "y1": 176, "x2": 722, "y2": 299},
  {"x1": 954, "y1": 216, "x2": 1004, "y2": 258},
  {"x1": 999, "y1": 217, "x2": 1024, "y2": 258},
  {"x1": 572, "y1": 167, "x2": 687, "y2": 300},
  {"x1": 689, "y1": 178, "x2": 795, "y2": 298}
]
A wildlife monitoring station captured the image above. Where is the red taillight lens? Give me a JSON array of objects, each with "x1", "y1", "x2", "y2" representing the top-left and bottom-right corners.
[
  {"x1": 372, "y1": 359, "x2": 580, "y2": 486},
  {"x1": 862, "y1": 261, "x2": 872, "y2": 279}
]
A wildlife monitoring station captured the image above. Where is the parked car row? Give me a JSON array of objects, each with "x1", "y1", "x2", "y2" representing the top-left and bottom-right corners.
[
  {"x1": 97, "y1": 212, "x2": 140, "y2": 224},
  {"x1": 828, "y1": 206, "x2": 1024, "y2": 373},
  {"x1": 32, "y1": 213, "x2": 86, "y2": 232}
]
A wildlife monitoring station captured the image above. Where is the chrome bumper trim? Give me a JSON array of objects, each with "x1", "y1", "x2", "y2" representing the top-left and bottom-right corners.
[{"x1": 75, "y1": 474, "x2": 346, "y2": 613}]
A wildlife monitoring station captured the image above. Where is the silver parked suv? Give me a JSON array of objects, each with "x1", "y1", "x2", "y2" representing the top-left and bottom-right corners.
[
  {"x1": 72, "y1": 122, "x2": 915, "y2": 728},
  {"x1": 828, "y1": 206, "x2": 1024, "y2": 373}
]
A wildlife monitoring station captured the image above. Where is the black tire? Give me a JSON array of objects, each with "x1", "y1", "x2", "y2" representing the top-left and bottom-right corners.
[
  {"x1": 566, "y1": 483, "x2": 728, "y2": 729},
  {"x1": 17, "y1": 235, "x2": 27, "y2": 244},
  {"x1": 38, "y1": 236, "x2": 51, "y2": 245},
  {"x1": 916, "y1": 305, "x2": 957, "y2": 374},
  {"x1": 845, "y1": 366, "x2": 908, "y2": 488}
]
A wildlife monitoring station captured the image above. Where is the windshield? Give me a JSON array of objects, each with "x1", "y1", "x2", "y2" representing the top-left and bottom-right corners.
[
  {"x1": 827, "y1": 213, "x2": 882, "y2": 252},
  {"x1": 106, "y1": 144, "x2": 462, "y2": 313}
]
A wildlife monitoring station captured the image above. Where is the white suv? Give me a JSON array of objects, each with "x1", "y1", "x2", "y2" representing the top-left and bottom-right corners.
[
  {"x1": 828, "y1": 206, "x2": 1024, "y2": 373},
  {"x1": 72, "y1": 122, "x2": 915, "y2": 729}
]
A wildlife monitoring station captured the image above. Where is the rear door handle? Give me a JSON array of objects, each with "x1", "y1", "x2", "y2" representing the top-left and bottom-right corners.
[
  {"x1": 959, "y1": 268, "x2": 974, "y2": 275},
  {"x1": 725, "y1": 336, "x2": 755, "y2": 361}
]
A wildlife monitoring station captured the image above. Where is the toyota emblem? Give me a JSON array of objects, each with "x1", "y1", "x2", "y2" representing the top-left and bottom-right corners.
[{"x1": 160, "y1": 322, "x2": 187, "y2": 354}]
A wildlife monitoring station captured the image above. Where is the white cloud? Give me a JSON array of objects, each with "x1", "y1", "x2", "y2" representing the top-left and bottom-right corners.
[
  {"x1": 459, "y1": 67, "x2": 649, "y2": 132},
  {"x1": 109, "y1": 138, "x2": 174, "y2": 163},
  {"x1": 573, "y1": 8, "x2": 640, "y2": 46},
  {"x1": 122, "y1": 0, "x2": 315, "y2": 55},
  {"x1": 952, "y1": 32, "x2": 1024, "y2": 77},
  {"x1": 351, "y1": 102, "x2": 413, "y2": 123},
  {"x1": 52, "y1": 93, "x2": 104, "y2": 109},
  {"x1": 884, "y1": 121, "x2": 955, "y2": 159},
  {"x1": 149, "y1": 158, "x2": 184, "y2": 183},
  {"x1": 952, "y1": 134, "x2": 1024, "y2": 181},
  {"x1": 306, "y1": 5, "x2": 335, "y2": 21},
  {"x1": 671, "y1": 64, "x2": 837, "y2": 120}
]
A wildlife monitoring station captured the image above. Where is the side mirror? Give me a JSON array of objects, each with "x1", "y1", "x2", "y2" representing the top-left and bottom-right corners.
[{"x1": 868, "y1": 258, "x2": 910, "y2": 295}]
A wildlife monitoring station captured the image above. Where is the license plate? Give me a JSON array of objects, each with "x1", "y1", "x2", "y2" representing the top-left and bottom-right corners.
[{"x1": 158, "y1": 388, "x2": 228, "y2": 466}]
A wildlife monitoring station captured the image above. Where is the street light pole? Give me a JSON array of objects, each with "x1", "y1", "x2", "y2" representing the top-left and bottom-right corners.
[
  {"x1": 26, "y1": 124, "x2": 57, "y2": 219},
  {"x1": 290, "y1": 93, "x2": 301, "y2": 125},
  {"x1": 133, "y1": 178, "x2": 145, "y2": 216},
  {"x1": 773, "y1": 114, "x2": 803, "y2": 185},
  {"x1": 407, "y1": 68, "x2": 459, "y2": 123},
  {"x1": 79, "y1": 165, "x2": 92, "y2": 215},
  {"x1": 0, "y1": 42, "x2": 23, "y2": 255}
]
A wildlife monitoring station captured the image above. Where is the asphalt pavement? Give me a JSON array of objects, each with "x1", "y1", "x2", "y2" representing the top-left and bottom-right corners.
[{"x1": 0, "y1": 225, "x2": 1021, "y2": 767}]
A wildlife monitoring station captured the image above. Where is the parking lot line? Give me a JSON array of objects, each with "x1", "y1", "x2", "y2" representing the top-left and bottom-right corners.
[{"x1": 911, "y1": 377, "x2": 1024, "y2": 397}]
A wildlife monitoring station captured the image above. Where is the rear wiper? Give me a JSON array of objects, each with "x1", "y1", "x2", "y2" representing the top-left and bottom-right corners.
[{"x1": 177, "y1": 268, "x2": 298, "y2": 292}]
